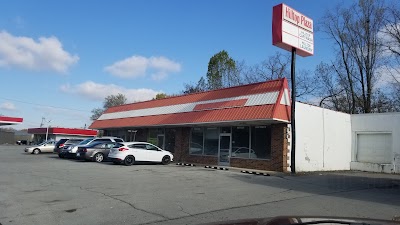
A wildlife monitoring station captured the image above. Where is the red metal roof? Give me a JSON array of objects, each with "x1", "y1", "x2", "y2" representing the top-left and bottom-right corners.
[
  {"x1": 0, "y1": 116, "x2": 23, "y2": 126},
  {"x1": 90, "y1": 78, "x2": 291, "y2": 129},
  {"x1": 28, "y1": 127, "x2": 97, "y2": 136},
  {"x1": 106, "y1": 79, "x2": 283, "y2": 113},
  {"x1": 91, "y1": 105, "x2": 276, "y2": 128}
]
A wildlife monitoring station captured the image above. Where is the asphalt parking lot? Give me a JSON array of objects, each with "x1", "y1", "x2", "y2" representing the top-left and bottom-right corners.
[{"x1": 0, "y1": 145, "x2": 400, "y2": 225}]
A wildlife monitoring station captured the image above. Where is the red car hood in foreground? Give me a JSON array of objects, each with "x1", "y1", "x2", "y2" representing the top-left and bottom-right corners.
[{"x1": 201, "y1": 216, "x2": 400, "y2": 225}]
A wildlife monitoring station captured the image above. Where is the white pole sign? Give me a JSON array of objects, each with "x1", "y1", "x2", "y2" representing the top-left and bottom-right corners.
[{"x1": 272, "y1": 3, "x2": 314, "y2": 57}]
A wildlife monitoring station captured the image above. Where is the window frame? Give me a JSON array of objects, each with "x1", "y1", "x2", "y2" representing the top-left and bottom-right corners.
[{"x1": 189, "y1": 127, "x2": 205, "y2": 155}]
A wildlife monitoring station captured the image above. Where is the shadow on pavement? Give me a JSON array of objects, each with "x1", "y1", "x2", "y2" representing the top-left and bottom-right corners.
[{"x1": 229, "y1": 171, "x2": 400, "y2": 207}]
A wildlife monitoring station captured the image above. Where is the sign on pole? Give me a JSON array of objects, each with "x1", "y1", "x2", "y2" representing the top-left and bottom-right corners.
[
  {"x1": 272, "y1": 3, "x2": 314, "y2": 174},
  {"x1": 272, "y1": 3, "x2": 314, "y2": 57}
]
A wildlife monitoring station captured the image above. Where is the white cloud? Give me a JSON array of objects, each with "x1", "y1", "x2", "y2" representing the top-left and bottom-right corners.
[
  {"x1": 60, "y1": 81, "x2": 160, "y2": 103},
  {"x1": 0, "y1": 30, "x2": 79, "y2": 73},
  {"x1": 104, "y1": 55, "x2": 181, "y2": 80},
  {"x1": 0, "y1": 102, "x2": 16, "y2": 111}
]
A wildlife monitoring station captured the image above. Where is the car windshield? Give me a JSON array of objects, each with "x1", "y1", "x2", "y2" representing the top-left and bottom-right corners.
[
  {"x1": 37, "y1": 142, "x2": 47, "y2": 146},
  {"x1": 79, "y1": 138, "x2": 94, "y2": 145}
]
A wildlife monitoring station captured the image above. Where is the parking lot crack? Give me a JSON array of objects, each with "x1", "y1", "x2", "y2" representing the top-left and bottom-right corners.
[
  {"x1": 79, "y1": 187, "x2": 170, "y2": 220},
  {"x1": 176, "y1": 203, "x2": 192, "y2": 216},
  {"x1": 140, "y1": 187, "x2": 373, "y2": 225}
]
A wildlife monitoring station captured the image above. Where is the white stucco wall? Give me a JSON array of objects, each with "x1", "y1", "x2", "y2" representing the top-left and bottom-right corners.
[
  {"x1": 351, "y1": 113, "x2": 400, "y2": 173},
  {"x1": 294, "y1": 102, "x2": 352, "y2": 172}
]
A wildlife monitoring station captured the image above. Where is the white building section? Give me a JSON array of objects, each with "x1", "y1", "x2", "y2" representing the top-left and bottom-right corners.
[
  {"x1": 351, "y1": 113, "x2": 400, "y2": 174},
  {"x1": 98, "y1": 92, "x2": 280, "y2": 121},
  {"x1": 294, "y1": 102, "x2": 352, "y2": 172}
]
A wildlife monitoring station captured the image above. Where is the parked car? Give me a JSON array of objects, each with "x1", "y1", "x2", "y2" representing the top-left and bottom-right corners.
[
  {"x1": 108, "y1": 142, "x2": 174, "y2": 166},
  {"x1": 24, "y1": 140, "x2": 56, "y2": 154},
  {"x1": 53, "y1": 138, "x2": 69, "y2": 153},
  {"x1": 59, "y1": 137, "x2": 124, "y2": 158},
  {"x1": 76, "y1": 141, "x2": 116, "y2": 162},
  {"x1": 53, "y1": 138, "x2": 83, "y2": 153},
  {"x1": 16, "y1": 140, "x2": 28, "y2": 145}
]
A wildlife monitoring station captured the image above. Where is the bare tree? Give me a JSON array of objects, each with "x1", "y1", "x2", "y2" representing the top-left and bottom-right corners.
[
  {"x1": 382, "y1": 4, "x2": 400, "y2": 59},
  {"x1": 319, "y1": 0, "x2": 387, "y2": 113},
  {"x1": 242, "y1": 51, "x2": 317, "y2": 100}
]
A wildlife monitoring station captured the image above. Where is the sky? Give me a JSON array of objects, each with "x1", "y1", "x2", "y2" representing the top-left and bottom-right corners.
[{"x1": 0, "y1": 0, "x2": 354, "y2": 130}]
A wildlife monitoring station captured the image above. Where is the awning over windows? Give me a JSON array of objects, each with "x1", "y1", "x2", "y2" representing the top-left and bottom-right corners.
[
  {"x1": 90, "y1": 78, "x2": 291, "y2": 129},
  {"x1": 28, "y1": 127, "x2": 97, "y2": 136},
  {"x1": 0, "y1": 116, "x2": 23, "y2": 126}
]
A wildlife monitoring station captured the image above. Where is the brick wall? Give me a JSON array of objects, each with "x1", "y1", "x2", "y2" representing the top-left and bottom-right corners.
[{"x1": 168, "y1": 124, "x2": 288, "y2": 172}]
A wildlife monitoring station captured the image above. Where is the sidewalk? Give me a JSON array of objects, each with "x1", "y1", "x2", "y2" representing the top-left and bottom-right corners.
[
  {"x1": 173, "y1": 162, "x2": 400, "y2": 179},
  {"x1": 173, "y1": 162, "x2": 287, "y2": 177}
]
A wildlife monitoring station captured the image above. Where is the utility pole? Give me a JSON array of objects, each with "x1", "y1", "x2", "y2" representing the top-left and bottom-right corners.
[
  {"x1": 45, "y1": 119, "x2": 51, "y2": 142},
  {"x1": 40, "y1": 117, "x2": 45, "y2": 128}
]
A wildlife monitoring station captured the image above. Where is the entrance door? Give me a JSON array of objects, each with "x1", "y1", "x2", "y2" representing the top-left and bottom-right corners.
[
  {"x1": 218, "y1": 134, "x2": 231, "y2": 166},
  {"x1": 157, "y1": 135, "x2": 165, "y2": 149}
]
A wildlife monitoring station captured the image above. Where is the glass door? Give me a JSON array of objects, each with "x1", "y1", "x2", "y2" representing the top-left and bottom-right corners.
[
  {"x1": 157, "y1": 135, "x2": 165, "y2": 149},
  {"x1": 218, "y1": 134, "x2": 231, "y2": 166}
]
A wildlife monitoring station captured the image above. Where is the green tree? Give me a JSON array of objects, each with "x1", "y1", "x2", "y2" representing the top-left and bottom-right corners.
[
  {"x1": 153, "y1": 93, "x2": 168, "y2": 100},
  {"x1": 183, "y1": 77, "x2": 208, "y2": 94},
  {"x1": 90, "y1": 93, "x2": 127, "y2": 120},
  {"x1": 103, "y1": 93, "x2": 127, "y2": 109},
  {"x1": 90, "y1": 108, "x2": 105, "y2": 121},
  {"x1": 206, "y1": 50, "x2": 239, "y2": 90}
]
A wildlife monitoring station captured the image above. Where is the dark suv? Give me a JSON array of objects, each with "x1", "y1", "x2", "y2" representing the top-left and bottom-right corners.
[
  {"x1": 54, "y1": 139, "x2": 84, "y2": 153},
  {"x1": 59, "y1": 137, "x2": 124, "y2": 158},
  {"x1": 53, "y1": 139, "x2": 69, "y2": 153}
]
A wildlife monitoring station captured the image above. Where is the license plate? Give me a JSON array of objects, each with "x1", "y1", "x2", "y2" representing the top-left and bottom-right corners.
[{"x1": 76, "y1": 153, "x2": 80, "y2": 157}]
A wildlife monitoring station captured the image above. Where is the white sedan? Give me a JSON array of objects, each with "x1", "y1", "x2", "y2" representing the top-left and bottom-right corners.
[
  {"x1": 108, "y1": 142, "x2": 174, "y2": 166},
  {"x1": 24, "y1": 140, "x2": 56, "y2": 154}
]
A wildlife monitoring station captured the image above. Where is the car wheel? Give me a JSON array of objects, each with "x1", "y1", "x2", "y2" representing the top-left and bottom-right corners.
[
  {"x1": 161, "y1": 155, "x2": 171, "y2": 165},
  {"x1": 94, "y1": 153, "x2": 104, "y2": 163},
  {"x1": 124, "y1": 155, "x2": 135, "y2": 166},
  {"x1": 32, "y1": 149, "x2": 40, "y2": 155},
  {"x1": 58, "y1": 153, "x2": 64, "y2": 158}
]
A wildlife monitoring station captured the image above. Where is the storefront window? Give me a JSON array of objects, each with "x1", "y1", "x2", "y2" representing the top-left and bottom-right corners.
[
  {"x1": 190, "y1": 128, "x2": 204, "y2": 155},
  {"x1": 148, "y1": 128, "x2": 164, "y2": 146},
  {"x1": 165, "y1": 129, "x2": 176, "y2": 153},
  {"x1": 251, "y1": 126, "x2": 271, "y2": 159},
  {"x1": 204, "y1": 127, "x2": 219, "y2": 156},
  {"x1": 231, "y1": 126, "x2": 250, "y2": 158}
]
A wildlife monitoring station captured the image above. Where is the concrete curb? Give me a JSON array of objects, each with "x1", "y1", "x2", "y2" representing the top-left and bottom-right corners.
[
  {"x1": 174, "y1": 163, "x2": 279, "y2": 177},
  {"x1": 240, "y1": 170, "x2": 270, "y2": 176},
  {"x1": 204, "y1": 165, "x2": 229, "y2": 170},
  {"x1": 176, "y1": 162, "x2": 196, "y2": 167}
]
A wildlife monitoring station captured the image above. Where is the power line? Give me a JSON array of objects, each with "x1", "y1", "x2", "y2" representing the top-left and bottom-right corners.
[{"x1": 0, "y1": 97, "x2": 91, "y2": 113}]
